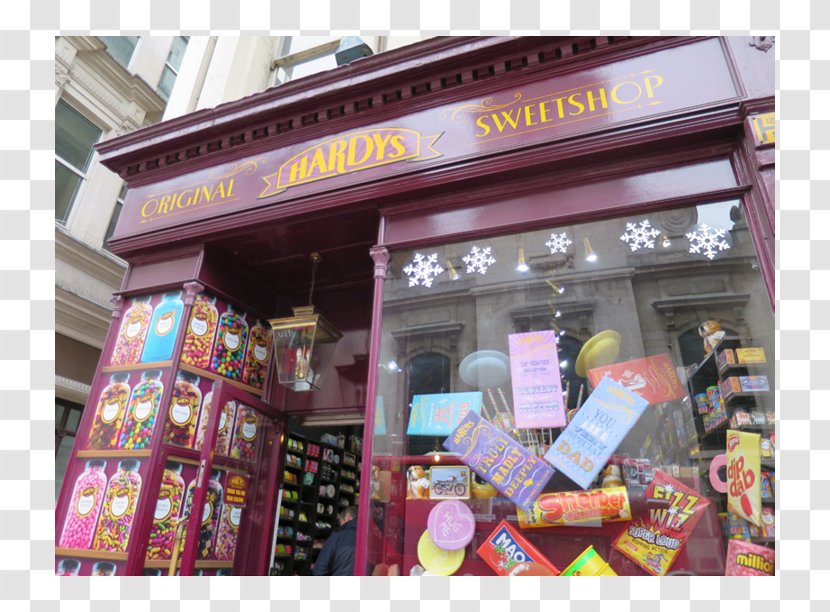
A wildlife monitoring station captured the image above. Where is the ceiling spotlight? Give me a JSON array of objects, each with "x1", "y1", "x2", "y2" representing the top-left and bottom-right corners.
[
  {"x1": 554, "y1": 309, "x2": 562, "y2": 318},
  {"x1": 446, "y1": 260, "x2": 461, "y2": 281},
  {"x1": 560, "y1": 360, "x2": 568, "y2": 369},
  {"x1": 516, "y1": 247, "x2": 530, "y2": 273},
  {"x1": 584, "y1": 238, "x2": 598, "y2": 263}
]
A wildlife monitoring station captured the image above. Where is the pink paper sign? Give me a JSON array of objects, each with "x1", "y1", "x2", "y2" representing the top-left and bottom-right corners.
[
  {"x1": 508, "y1": 331, "x2": 566, "y2": 428},
  {"x1": 427, "y1": 500, "x2": 476, "y2": 551}
]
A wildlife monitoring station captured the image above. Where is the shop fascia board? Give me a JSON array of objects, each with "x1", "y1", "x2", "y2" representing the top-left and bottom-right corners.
[
  {"x1": 95, "y1": 36, "x2": 667, "y2": 182},
  {"x1": 56, "y1": 226, "x2": 127, "y2": 289}
]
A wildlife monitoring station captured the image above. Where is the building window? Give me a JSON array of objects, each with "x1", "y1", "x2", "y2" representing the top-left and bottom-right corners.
[
  {"x1": 55, "y1": 100, "x2": 102, "y2": 223},
  {"x1": 99, "y1": 36, "x2": 139, "y2": 70},
  {"x1": 55, "y1": 401, "x2": 83, "y2": 497},
  {"x1": 104, "y1": 183, "x2": 127, "y2": 249},
  {"x1": 157, "y1": 36, "x2": 189, "y2": 102},
  {"x1": 271, "y1": 37, "x2": 376, "y2": 85}
]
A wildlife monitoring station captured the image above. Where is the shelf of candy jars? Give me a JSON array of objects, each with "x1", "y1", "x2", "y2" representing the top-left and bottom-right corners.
[
  {"x1": 294, "y1": 437, "x2": 321, "y2": 574},
  {"x1": 273, "y1": 434, "x2": 306, "y2": 575}
]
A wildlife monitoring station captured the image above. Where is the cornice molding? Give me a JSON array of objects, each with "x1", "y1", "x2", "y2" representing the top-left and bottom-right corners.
[
  {"x1": 55, "y1": 375, "x2": 92, "y2": 404},
  {"x1": 55, "y1": 286, "x2": 113, "y2": 350},
  {"x1": 56, "y1": 226, "x2": 127, "y2": 288}
]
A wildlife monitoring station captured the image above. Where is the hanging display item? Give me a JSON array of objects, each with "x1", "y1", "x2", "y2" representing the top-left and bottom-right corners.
[
  {"x1": 508, "y1": 330, "x2": 566, "y2": 428},
  {"x1": 477, "y1": 520, "x2": 560, "y2": 576},
  {"x1": 141, "y1": 291, "x2": 184, "y2": 363},
  {"x1": 587, "y1": 353, "x2": 685, "y2": 405},
  {"x1": 545, "y1": 376, "x2": 648, "y2": 490},
  {"x1": 211, "y1": 305, "x2": 249, "y2": 380},
  {"x1": 612, "y1": 470, "x2": 711, "y2": 576},
  {"x1": 427, "y1": 500, "x2": 476, "y2": 551},
  {"x1": 726, "y1": 429, "x2": 762, "y2": 527},
  {"x1": 443, "y1": 411, "x2": 554, "y2": 510},
  {"x1": 86, "y1": 373, "x2": 131, "y2": 449},
  {"x1": 428, "y1": 466, "x2": 470, "y2": 501},
  {"x1": 242, "y1": 319, "x2": 272, "y2": 388},
  {"x1": 118, "y1": 369, "x2": 165, "y2": 450},
  {"x1": 111, "y1": 295, "x2": 153, "y2": 366},
  {"x1": 93, "y1": 459, "x2": 143, "y2": 553},
  {"x1": 574, "y1": 330, "x2": 622, "y2": 378},
  {"x1": 145, "y1": 462, "x2": 185, "y2": 561},
  {"x1": 162, "y1": 371, "x2": 203, "y2": 448},
  {"x1": 181, "y1": 294, "x2": 219, "y2": 369},
  {"x1": 406, "y1": 392, "x2": 483, "y2": 436},
  {"x1": 724, "y1": 539, "x2": 774, "y2": 576},
  {"x1": 59, "y1": 459, "x2": 108, "y2": 550},
  {"x1": 416, "y1": 530, "x2": 464, "y2": 575}
]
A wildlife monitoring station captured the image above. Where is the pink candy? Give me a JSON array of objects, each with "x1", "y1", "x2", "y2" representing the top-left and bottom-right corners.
[
  {"x1": 59, "y1": 460, "x2": 107, "y2": 550},
  {"x1": 214, "y1": 504, "x2": 242, "y2": 560}
]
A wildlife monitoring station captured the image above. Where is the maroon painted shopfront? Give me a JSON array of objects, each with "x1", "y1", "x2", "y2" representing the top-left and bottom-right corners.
[{"x1": 55, "y1": 36, "x2": 776, "y2": 577}]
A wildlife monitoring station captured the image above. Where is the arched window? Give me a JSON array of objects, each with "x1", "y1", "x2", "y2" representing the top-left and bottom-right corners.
[{"x1": 406, "y1": 352, "x2": 451, "y2": 455}]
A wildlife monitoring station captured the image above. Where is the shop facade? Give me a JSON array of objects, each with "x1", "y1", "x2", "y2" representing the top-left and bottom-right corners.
[{"x1": 54, "y1": 36, "x2": 775, "y2": 576}]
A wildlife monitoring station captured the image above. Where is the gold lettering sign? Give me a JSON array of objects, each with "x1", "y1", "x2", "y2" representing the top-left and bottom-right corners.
[
  {"x1": 140, "y1": 178, "x2": 237, "y2": 223},
  {"x1": 451, "y1": 70, "x2": 666, "y2": 143},
  {"x1": 258, "y1": 128, "x2": 442, "y2": 198}
]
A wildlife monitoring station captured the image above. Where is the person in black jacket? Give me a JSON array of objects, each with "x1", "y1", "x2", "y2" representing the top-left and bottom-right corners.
[{"x1": 312, "y1": 506, "x2": 357, "y2": 576}]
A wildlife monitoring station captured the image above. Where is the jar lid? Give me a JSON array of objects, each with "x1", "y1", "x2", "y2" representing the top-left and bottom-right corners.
[
  {"x1": 133, "y1": 294, "x2": 152, "y2": 304},
  {"x1": 178, "y1": 370, "x2": 200, "y2": 385},
  {"x1": 111, "y1": 372, "x2": 131, "y2": 383},
  {"x1": 165, "y1": 461, "x2": 183, "y2": 474},
  {"x1": 142, "y1": 369, "x2": 163, "y2": 380},
  {"x1": 86, "y1": 458, "x2": 107, "y2": 470},
  {"x1": 162, "y1": 290, "x2": 183, "y2": 300},
  {"x1": 210, "y1": 468, "x2": 223, "y2": 481},
  {"x1": 119, "y1": 458, "x2": 140, "y2": 472}
]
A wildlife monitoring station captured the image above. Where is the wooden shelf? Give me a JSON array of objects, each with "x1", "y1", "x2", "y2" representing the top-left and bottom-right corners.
[
  {"x1": 55, "y1": 547, "x2": 128, "y2": 561},
  {"x1": 101, "y1": 360, "x2": 173, "y2": 373},
  {"x1": 179, "y1": 363, "x2": 264, "y2": 396},
  {"x1": 143, "y1": 559, "x2": 234, "y2": 569},
  {"x1": 76, "y1": 449, "x2": 153, "y2": 459}
]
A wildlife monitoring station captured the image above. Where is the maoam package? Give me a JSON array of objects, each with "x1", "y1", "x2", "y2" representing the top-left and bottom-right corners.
[{"x1": 477, "y1": 520, "x2": 560, "y2": 576}]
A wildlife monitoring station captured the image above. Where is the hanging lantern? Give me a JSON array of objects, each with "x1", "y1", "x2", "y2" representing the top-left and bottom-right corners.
[{"x1": 269, "y1": 253, "x2": 343, "y2": 391}]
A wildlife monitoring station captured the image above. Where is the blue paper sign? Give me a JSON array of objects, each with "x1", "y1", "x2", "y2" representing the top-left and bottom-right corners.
[
  {"x1": 545, "y1": 376, "x2": 648, "y2": 490},
  {"x1": 407, "y1": 392, "x2": 483, "y2": 436}
]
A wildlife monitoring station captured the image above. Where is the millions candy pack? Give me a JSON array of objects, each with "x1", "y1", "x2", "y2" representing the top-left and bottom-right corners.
[{"x1": 612, "y1": 470, "x2": 711, "y2": 576}]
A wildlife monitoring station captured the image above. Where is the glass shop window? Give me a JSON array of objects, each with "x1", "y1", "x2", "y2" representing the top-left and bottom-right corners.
[
  {"x1": 367, "y1": 200, "x2": 775, "y2": 577},
  {"x1": 55, "y1": 100, "x2": 102, "y2": 223}
]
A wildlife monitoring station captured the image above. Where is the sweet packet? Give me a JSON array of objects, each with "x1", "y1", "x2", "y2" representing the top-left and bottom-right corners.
[
  {"x1": 726, "y1": 430, "x2": 762, "y2": 527},
  {"x1": 725, "y1": 539, "x2": 774, "y2": 576},
  {"x1": 476, "y1": 520, "x2": 560, "y2": 576},
  {"x1": 611, "y1": 470, "x2": 711, "y2": 576}
]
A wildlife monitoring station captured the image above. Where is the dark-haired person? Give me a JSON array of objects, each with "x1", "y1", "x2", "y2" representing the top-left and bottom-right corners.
[{"x1": 312, "y1": 506, "x2": 357, "y2": 576}]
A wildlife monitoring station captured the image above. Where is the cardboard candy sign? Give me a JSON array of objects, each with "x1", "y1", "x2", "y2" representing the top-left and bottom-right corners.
[
  {"x1": 477, "y1": 520, "x2": 560, "y2": 576},
  {"x1": 726, "y1": 430, "x2": 762, "y2": 527},
  {"x1": 443, "y1": 411, "x2": 554, "y2": 510},
  {"x1": 587, "y1": 353, "x2": 685, "y2": 405},
  {"x1": 545, "y1": 377, "x2": 648, "y2": 490},
  {"x1": 508, "y1": 331, "x2": 567, "y2": 428},
  {"x1": 612, "y1": 470, "x2": 711, "y2": 576},
  {"x1": 725, "y1": 539, "x2": 775, "y2": 576}
]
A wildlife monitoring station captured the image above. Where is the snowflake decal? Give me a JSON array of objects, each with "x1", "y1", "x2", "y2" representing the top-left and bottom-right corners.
[
  {"x1": 686, "y1": 223, "x2": 731, "y2": 260},
  {"x1": 403, "y1": 252, "x2": 444, "y2": 288},
  {"x1": 545, "y1": 232, "x2": 573, "y2": 254},
  {"x1": 461, "y1": 245, "x2": 496, "y2": 275},
  {"x1": 620, "y1": 219, "x2": 661, "y2": 251}
]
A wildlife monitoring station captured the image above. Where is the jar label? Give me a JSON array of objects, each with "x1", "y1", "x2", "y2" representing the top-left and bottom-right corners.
[
  {"x1": 224, "y1": 331, "x2": 241, "y2": 351},
  {"x1": 190, "y1": 314, "x2": 209, "y2": 337},
  {"x1": 156, "y1": 312, "x2": 176, "y2": 336},
  {"x1": 241, "y1": 416, "x2": 257, "y2": 441},
  {"x1": 202, "y1": 501, "x2": 213, "y2": 525},
  {"x1": 219, "y1": 411, "x2": 227, "y2": 432},
  {"x1": 170, "y1": 398, "x2": 192, "y2": 426},
  {"x1": 254, "y1": 342, "x2": 268, "y2": 363},
  {"x1": 125, "y1": 319, "x2": 143, "y2": 339},
  {"x1": 76, "y1": 487, "x2": 97, "y2": 517},
  {"x1": 229, "y1": 506, "x2": 242, "y2": 527},
  {"x1": 154, "y1": 490, "x2": 172, "y2": 521},
  {"x1": 101, "y1": 400, "x2": 121, "y2": 424},
  {"x1": 134, "y1": 399, "x2": 154, "y2": 422},
  {"x1": 111, "y1": 490, "x2": 130, "y2": 518}
]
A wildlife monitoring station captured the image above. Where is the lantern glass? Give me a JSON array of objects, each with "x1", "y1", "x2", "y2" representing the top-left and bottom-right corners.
[{"x1": 269, "y1": 306, "x2": 342, "y2": 391}]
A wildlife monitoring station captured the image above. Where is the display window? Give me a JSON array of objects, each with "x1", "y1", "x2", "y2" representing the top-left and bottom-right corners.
[{"x1": 367, "y1": 199, "x2": 774, "y2": 576}]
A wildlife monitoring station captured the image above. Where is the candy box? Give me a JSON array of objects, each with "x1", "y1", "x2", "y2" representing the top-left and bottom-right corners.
[
  {"x1": 736, "y1": 347, "x2": 767, "y2": 364},
  {"x1": 749, "y1": 411, "x2": 767, "y2": 426},
  {"x1": 732, "y1": 410, "x2": 752, "y2": 427},
  {"x1": 760, "y1": 437, "x2": 773, "y2": 458},
  {"x1": 477, "y1": 520, "x2": 559, "y2": 576},
  {"x1": 716, "y1": 348, "x2": 736, "y2": 372},
  {"x1": 545, "y1": 377, "x2": 648, "y2": 490},
  {"x1": 719, "y1": 377, "x2": 742, "y2": 400},
  {"x1": 761, "y1": 507, "x2": 775, "y2": 538},
  {"x1": 612, "y1": 470, "x2": 711, "y2": 576},
  {"x1": 443, "y1": 411, "x2": 554, "y2": 510},
  {"x1": 694, "y1": 393, "x2": 711, "y2": 414},
  {"x1": 739, "y1": 376, "x2": 769, "y2": 392},
  {"x1": 760, "y1": 471, "x2": 773, "y2": 500},
  {"x1": 726, "y1": 511, "x2": 751, "y2": 540},
  {"x1": 725, "y1": 539, "x2": 774, "y2": 576}
]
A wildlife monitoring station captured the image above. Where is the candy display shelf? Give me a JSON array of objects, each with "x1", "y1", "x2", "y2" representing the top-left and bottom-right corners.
[
  {"x1": 143, "y1": 559, "x2": 234, "y2": 569},
  {"x1": 76, "y1": 449, "x2": 153, "y2": 459},
  {"x1": 54, "y1": 548, "x2": 128, "y2": 561},
  {"x1": 178, "y1": 363, "x2": 263, "y2": 397},
  {"x1": 101, "y1": 360, "x2": 173, "y2": 373}
]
